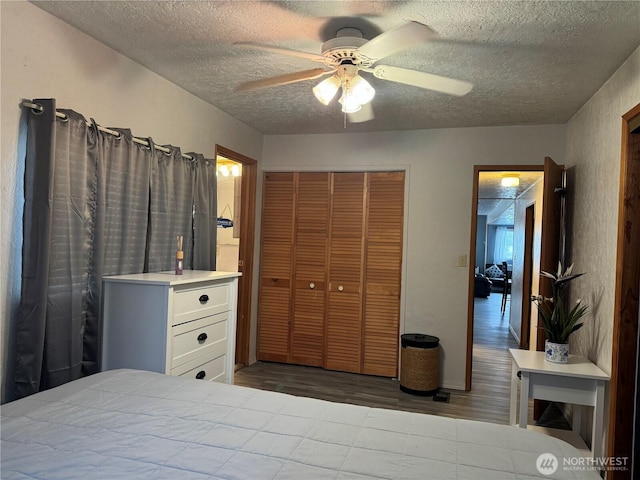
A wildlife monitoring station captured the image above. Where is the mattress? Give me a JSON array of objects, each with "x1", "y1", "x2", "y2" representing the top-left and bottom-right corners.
[{"x1": 1, "y1": 369, "x2": 599, "y2": 479}]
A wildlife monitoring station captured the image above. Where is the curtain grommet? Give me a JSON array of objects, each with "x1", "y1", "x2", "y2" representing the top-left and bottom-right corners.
[{"x1": 29, "y1": 103, "x2": 45, "y2": 115}]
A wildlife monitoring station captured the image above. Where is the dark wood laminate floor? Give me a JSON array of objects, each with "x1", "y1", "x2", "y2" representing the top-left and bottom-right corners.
[{"x1": 235, "y1": 292, "x2": 519, "y2": 424}]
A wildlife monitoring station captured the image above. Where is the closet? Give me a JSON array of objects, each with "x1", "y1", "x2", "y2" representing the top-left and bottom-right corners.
[{"x1": 257, "y1": 171, "x2": 404, "y2": 377}]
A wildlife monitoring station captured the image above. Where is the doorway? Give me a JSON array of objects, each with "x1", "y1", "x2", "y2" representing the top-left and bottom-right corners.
[
  {"x1": 466, "y1": 166, "x2": 545, "y2": 390},
  {"x1": 215, "y1": 145, "x2": 257, "y2": 368}
]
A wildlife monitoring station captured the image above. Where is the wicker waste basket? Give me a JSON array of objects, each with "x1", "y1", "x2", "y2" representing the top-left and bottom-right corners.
[{"x1": 399, "y1": 333, "x2": 440, "y2": 395}]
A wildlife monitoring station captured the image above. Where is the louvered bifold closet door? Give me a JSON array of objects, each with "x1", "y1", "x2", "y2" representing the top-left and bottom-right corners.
[
  {"x1": 257, "y1": 173, "x2": 294, "y2": 362},
  {"x1": 290, "y1": 173, "x2": 330, "y2": 366},
  {"x1": 325, "y1": 173, "x2": 366, "y2": 373},
  {"x1": 362, "y1": 172, "x2": 405, "y2": 376}
]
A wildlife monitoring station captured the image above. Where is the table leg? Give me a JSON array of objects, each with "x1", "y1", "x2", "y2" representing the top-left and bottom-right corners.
[
  {"x1": 510, "y1": 361, "x2": 518, "y2": 426},
  {"x1": 591, "y1": 380, "x2": 605, "y2": 459},
  {"x1": 572, "y1": 405, "x2": 581, "y2": 434},
  {"x1": 519, "y1": 372, "x2": 530, "y2": 428}
]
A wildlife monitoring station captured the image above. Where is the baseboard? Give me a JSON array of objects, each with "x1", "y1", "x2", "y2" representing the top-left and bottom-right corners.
[{"x1": 509, "y1": 324, "x2": 521, "y2": 346}]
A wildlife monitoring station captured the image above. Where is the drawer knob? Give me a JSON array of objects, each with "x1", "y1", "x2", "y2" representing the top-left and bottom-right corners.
[
  {"x1": 199, "y1": 294, "x2": 209, "y2": 304},
  {"x1": 195, "y1": 370, "x2": 206, "y2": 380},
  {"x1": 338, "y1": 285, "x2": 344, "y2": 292},
  {"x1": 197, "y1": 332, "x2": 208, "y2": 343},
  {"x1": 309, "y1": 282, "x2": 315, "y2": 289}
]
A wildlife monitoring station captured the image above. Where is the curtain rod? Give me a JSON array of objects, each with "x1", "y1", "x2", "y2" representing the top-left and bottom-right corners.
[{"x1": 21, "y1": 101, "x2": 195, "y2": 161}]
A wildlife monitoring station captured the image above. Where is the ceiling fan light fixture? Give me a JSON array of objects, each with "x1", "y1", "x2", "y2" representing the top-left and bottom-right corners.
[
  {"x1": 501, "y1": 174, "x2": 520, "y2": 187},
  {"x1": 339, "y1": 90, "x2": 362, "y2": 114},
  {"x1": 313, "y1": 75, "x2": 341, "y2": 105},
  {"x1": 350, "y1": 75, "x2": 375, "y2": 105}
]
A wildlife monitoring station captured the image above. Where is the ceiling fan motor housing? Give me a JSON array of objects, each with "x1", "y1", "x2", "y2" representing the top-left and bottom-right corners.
[{"x1": 321, "y1": 28, "x2": 373, "y2": 67}]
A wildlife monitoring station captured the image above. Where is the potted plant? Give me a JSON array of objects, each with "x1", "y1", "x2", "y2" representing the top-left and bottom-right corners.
[{"x1": 533, "y1": 263, "x2": 589, "y2": 363}]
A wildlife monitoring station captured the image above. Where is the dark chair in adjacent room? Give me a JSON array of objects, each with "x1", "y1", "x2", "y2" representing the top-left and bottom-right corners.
[{"x1": 500, "y1": 261, "x2": 511, "y2": 314}]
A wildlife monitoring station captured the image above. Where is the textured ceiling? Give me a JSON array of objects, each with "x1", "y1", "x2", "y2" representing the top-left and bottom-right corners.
[{"x1": 32, "y1": 1, "x2": 640, "y2": 135}]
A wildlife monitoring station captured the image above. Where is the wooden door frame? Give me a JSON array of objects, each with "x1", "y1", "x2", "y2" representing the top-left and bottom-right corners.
[
  {"x1": 607, "y1": 103, "x2": 640, "y2": 479},
  {"x1": 215, "y1": 145, "x2": 257, "y2": 367},
  {"x1": 466, "y1": 165, "x2": 544, "y2": 390},
  {"x1": 520, "y1": 204, "x2": 535, "y2": 349}
]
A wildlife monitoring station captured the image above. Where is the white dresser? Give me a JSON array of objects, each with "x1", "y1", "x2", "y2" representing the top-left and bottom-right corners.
[{"x1": 101, "y1": 270, "x2": 241, "y2": 384}]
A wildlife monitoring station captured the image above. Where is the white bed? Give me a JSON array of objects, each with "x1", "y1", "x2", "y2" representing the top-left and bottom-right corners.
[{"x1": 1, "y1": 369, "x2": 599, "y2": 479}]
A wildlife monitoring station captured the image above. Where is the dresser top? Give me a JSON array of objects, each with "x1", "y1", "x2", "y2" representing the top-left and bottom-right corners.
[{"x1": 103, "y1": 270, "x2": 241, "y2": 285}]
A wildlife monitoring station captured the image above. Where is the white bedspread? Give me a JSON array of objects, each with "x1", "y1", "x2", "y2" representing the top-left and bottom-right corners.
[{"x1": 1, "y1": 369, "x2": 599, "y2": 479}]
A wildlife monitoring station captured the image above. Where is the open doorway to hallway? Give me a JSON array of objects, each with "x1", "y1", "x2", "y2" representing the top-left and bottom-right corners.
[
  {"x1": 467, "y1": 167, "x2": 544, "y2": 392},
  {"x1": 474, "y1": 170, "x2": 543, "y2": 341}
]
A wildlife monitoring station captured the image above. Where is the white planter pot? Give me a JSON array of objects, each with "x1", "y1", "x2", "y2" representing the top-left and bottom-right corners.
[{"x1": 545, "y1": 340, "x2": 569, "y2": 363}]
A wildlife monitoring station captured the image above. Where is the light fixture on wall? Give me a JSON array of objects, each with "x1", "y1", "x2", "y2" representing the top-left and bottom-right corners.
[
  {"x1": 501, "y1": 174, "x2": 520, "y2": 187},
  {"x1": 217, "y1": 161, "x2": 242, "y2": 177}
]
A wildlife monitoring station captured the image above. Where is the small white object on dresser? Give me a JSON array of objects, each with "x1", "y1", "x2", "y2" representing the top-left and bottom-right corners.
[{"x1": 101, "y1": 270, "x2": 241, "y2": 384}]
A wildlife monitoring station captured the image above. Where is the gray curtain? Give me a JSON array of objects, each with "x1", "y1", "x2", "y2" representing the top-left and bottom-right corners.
[
  {"x1": 87, "y1": 127, "x2": 152, "y2": 375},
  {"x1": 14, "y1": 99, "x2": 215, "y2": 399},
  {"x1": 192, "y1": 154, "x2": 217, "y2": 270},
  {"x1": 146, "y1": 143, "x2": 195, "y2": 272},
  {"x1": 15, "y1": 99, "x2": 59, "y2": 397}
]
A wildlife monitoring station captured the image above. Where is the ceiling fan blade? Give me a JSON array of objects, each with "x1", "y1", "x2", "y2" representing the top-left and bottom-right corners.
[
  {"x1": 348, "y1": 103, "x2": 375, "y2": 123},
  {"x1": 234, "y1": 68, "x2": 331, "y2": 93},
  {"x1": 370, "y1": 65, "x2": 473, "y2": 96},
  {"x1": 235, "y1": 42, "x2": 327, "y2": 63},
  {"x1": 357, "y1": 21, "x2": 436, "y2": 62}
]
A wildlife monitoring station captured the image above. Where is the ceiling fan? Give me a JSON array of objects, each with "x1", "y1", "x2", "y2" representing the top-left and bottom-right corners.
[{"x1": 234, "y1": 21, "x2": 474, "y2": 123}]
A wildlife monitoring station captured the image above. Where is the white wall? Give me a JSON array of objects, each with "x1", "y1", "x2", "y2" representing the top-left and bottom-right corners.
[
  {"x1": 563, "y1": 44, "x2": 639, "y2": 452},
  {"x1": 0, "y1": 1, "x2": 263, "y2": 403},
  {"x1": 261, "y1": 125, "x2": 567, "y2": 389},
  {"x1": 565, "y1": 46, "x2": 640, "y2": 373}
]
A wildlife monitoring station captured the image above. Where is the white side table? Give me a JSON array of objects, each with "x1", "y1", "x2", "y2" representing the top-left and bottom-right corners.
[{"x1": 509, "y1": 348, "x2": 609, "y2": 459}]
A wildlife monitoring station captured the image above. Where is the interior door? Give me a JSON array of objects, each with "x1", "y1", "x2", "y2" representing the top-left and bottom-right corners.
[
  {"x1": 362, "y1": 172, "x2": 405, "y2": 376},
  {"x1": 536, "y1": 157, "x2": 564, "y2": 351},
  {"x1": 534, "y1": 157, "x2": 564, "y2": 419},
  {"x1": 290, "y1": 173, "x2": 330, "y2": 366},
  {"x1": 256, "y1": 172, "x2": 294, "y2": 363},
  {"x1": 325, "y1": 172, "x2": 366, "y2": 373}
]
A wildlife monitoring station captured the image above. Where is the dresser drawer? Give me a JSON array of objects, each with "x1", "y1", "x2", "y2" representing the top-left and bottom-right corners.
[
  {"x1": 171, "y1": 351, "x2": 226, "y2": 382},
  {"x1": 173, "y1": 283, "x2": 230, "y2": 325},
  {"x1": 171, "y1": 312, "x2": 228, "y2": 369}
]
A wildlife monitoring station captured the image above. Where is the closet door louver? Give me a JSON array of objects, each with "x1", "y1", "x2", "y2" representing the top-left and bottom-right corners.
[
  {"x1": 362, "y1": 172, "x2": 405, "y2": 376},
  {"x1": 290, "y1": 173, "x2": 330, "y2": 366},
  {"x1": 257, "y1": 173, "x2": 294, "y2": 362},
  {"x1": 325, "y1": 173, "x2": 366, "y2": 374}
]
